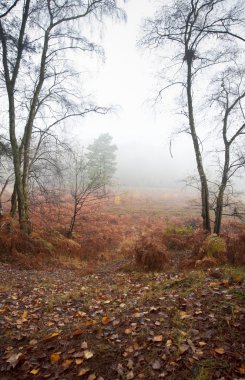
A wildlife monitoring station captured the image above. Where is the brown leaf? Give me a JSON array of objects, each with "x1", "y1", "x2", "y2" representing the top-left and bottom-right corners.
[
  {"x1": 237, "y1": 364, "x2": 245, "y2": 375},
  {"x1": 78, "y1": 367, "x2": 90, "y2": 377},
  {"x1": 214, "y1": 347, "x2": 225, "y2": 355},
  {"x1": 88, "y1": 374, "x2": 96, "y2": 380},
  {"x1": 81, "y1": 341, "x2": 88, "y2": 349},
  {"x1": 62, "y1": 359, "x2": 73, "y2": 370},
  {"x1": 124, "y1": 328, "x2": 132, "y2": 334},
  {"x1": 101, "y1": 316, "x2": 110, "y2": 325},
  {"x1": 153, "y1": 335, "x2": 163, "y2": 342},
  {"x1": 72, "y1": 329, "x2": 84, "y2": 336},
  {"x1": 43, "y1": 332, "x2": 60, "y2": 341},
  {"x1": 6, "y1": 352, "x2": 23, "y2": 368},
  {"x1": 126, "y1": 370, "x2": 134, "y2": 379},
  {"x1": 152, "y1": 360, "x2": 161, "y2": 370},
  {"x1": 179, "y1": 344, "x2": 189, "y2": 354}
]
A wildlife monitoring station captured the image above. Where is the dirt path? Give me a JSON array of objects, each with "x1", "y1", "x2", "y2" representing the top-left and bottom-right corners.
[{"x1": 0, "y1": 262, "x2": 244, "y2": 380}]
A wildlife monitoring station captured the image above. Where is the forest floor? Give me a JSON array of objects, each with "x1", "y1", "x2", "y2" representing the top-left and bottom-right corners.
[{"x1": 0, "y1": 259, "x2": 244, "y2": 380}]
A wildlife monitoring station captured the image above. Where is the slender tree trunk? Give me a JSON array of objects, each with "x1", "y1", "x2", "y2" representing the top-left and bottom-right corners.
[
  {"x1": 214, "y1": 138, "x2": 230, "y2": 235},
  {"x1": 10, "y1": 181, "x2": 17, "y2": 217},
  {"x1": 186, "y1": 55, "x2": 211, "y2": 232}
]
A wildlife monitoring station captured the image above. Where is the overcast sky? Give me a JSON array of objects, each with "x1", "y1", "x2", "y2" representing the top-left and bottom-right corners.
[{"x1": 64, "y1": 0, "x2": 198, "y2": 190}]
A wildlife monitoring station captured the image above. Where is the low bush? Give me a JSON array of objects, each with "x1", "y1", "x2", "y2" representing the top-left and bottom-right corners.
[
  {"x1": 135, "y1": 233, "x2": 169, "y2": 271},
  {"x1": 226, "y1": 230, "x2": 245, "y2": 265}
]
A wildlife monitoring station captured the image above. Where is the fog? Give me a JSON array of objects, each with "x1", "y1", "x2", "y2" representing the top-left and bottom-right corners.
[{"x1": 65, "y1": 0, "x2": 199, "y2": 191}]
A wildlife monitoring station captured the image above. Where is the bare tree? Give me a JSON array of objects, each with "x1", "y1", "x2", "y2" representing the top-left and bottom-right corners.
[
  {"x1": 210, "y1": 65, "x2": 245, "y2": 234},
  {"x1": 0, "y1": 0, "x2": 20, "y2": 18},
  {"x1": 0, "y1": 0, "x2": 125, "y2": 233},
  {"x1": 65, "y1": 148, "x2": 111, "y2": 238},
  {"x1": 140, "y1": 0, "x2": 245, "y2": 232}
]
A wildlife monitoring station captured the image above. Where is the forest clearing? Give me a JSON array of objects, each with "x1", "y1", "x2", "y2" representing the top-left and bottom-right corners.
[
  {"x1": 0, "y1": 192, "x2": 244, "y2": 380},
  {"x1": 1, "y1": 0, "x2": 245, "y2": 378}
]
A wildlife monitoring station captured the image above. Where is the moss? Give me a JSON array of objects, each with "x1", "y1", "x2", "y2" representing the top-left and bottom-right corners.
[{"x1": 191, "y1": 367, "x2": 211, "y2": 380}]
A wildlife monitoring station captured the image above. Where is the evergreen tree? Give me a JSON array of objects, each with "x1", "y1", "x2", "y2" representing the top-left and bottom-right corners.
[{"x1": 86, "y1": 133, "x2": 117, "y2": 194}]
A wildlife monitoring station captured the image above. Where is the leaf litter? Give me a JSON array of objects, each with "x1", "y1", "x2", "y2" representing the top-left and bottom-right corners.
[{"x1": 0, "y1": 262, "x2": 244, "y2": 379}]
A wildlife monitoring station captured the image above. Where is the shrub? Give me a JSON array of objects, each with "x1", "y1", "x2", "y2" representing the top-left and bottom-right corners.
[
  {"x1": 202, "y1": 234, "x2": 226, "y2": 258},
  {"x1": 135, "y1": 233, "x2": 169, "y2": 271},
  {"x1": 226, "y1": 231, "x2": 245, "y2": 265},
  {"x1": 164, "y1": 225, "x2": 193, "y2": 235}
]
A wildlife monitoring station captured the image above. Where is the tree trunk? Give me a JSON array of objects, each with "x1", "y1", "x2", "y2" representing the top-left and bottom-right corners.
[
  {"x1": 186, "y1": 55, "x2": 211, "y2": 232},
  {"x1": 213, "y1": 141, "x2": 230, "y2": 235},
  {"x1": 10, "y1": 182, "x2": 17, "y2": 217}
]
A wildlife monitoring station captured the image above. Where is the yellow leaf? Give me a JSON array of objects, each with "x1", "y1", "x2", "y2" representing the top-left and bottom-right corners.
[
  {"x1": 101, "y1": 316, "x2": 110, "y2": 325},
  {"x1": 214, "y1": 347, "x2": 225, "y2": 355},
  {"x1": 153, "y1": 335, "x2": 163, "y2": 342},
  {"x1": 199, "y1": 341, "x2": 206, "y2": 347},
  {"x1": 179, "y1": 311, "x2": 190, "y2": 319},
  {"x1": 50, "y1": 352, "x2": 61, "y2": 364},
  {"x1": 30, "y1": 368, "x2": 40, "y2": 375},
  {"x1": 43, "y1": 332, "x2": 60, "y2": 341},
  {"x1": 83, "y1": 350, "x2": 93, "y2": 360},
  {"x1": 22, "y1": 311, "x2": 28, "y2": 320},
  {"x1": 75, "y1": 358, "x2": 84, "y2": 365},
  {"x1": 88, "y1": 374, "x2": 97, "y2": 380},
  {"x1": 62, "y1": 359, "x2": 73, "y2": 370},
  {"x1": 166, "y1": 339, "x2": 172, "y2": 348}
]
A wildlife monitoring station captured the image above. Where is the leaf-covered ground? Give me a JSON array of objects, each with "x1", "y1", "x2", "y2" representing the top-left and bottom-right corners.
[{"x1": 0, "y1": 262, "x2": 244, "y2": 380}]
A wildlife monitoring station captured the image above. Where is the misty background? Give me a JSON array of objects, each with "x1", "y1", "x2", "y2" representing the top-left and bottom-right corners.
[{"x1": 62, "y1": 0, "x2": 200, "y2": 191}]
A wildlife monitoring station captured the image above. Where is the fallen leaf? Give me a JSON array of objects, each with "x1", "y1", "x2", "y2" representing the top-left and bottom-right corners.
[
  {"x1": 166, "y1": 339, "x2": 172, "y2": 348},
  {"x1": 6, "y1": 352, "x2": 23, "y2": 368},
  {"x1": 29, "y1": 339, "x2": 38, "y2": 346},
  {"x1": 81, "y1": 341, "x2": 88, "y2": 349},
  {"x1": 88, "y1": 374, "x2": 96, "y2": 380},
  {"x1": 153, "y1": 335, "x2": 163, "y2": 342},
  {"x1": 43, "y1": 332, "x2": 60, "y2": 341},
  {"x1": 78, "y1": 367, "x2": 90, "y2": 377},
  {"x1": 75, "y1": 358, "x2": 84, "y2": 365},
  {"x1": 237, "y1": 364, "x2": 245, "y2": 375},
  {"x1": 30, "y1": 368, "x2": 40, "y2": 375},
  {"x1": 214, "y1": 347, "x2": 225, "y2": 355},
  {"x1": 22, "y1": 310, "x2": 28, "y2": 320},
  {"x1": 83, "y1": 350, "x2": 94, "y2": 360},
  {"x1": 179, "y1": 344, "x2": 189, "y2": 354},
  {"x1": 198, "y1": 341, "x2": 206, "y2": 347},
  {"x1": 124, "y1": 328, "x2": 132, "y2": 334},
  {"x1": 62, "y1": 359, "x2": 73, "y2": 370},
  {"x1": 179, "y1": 311, "x2": 189, "y2": 319},
  {"x1": 73, "y1": 329, "x2": 84, "y2": 336},
  {"x1": 152, "y1": 360, "x2": 161, "y2": 370},
  {"x1": 50, "y1": 352, "x2": 61, "y2": 364},
  {"x1": 126, "y1": 370, "x2": 134, "y2": 379},
  {"x1": 101, "y1": 316, "x2": 110, "y2": 325}
]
